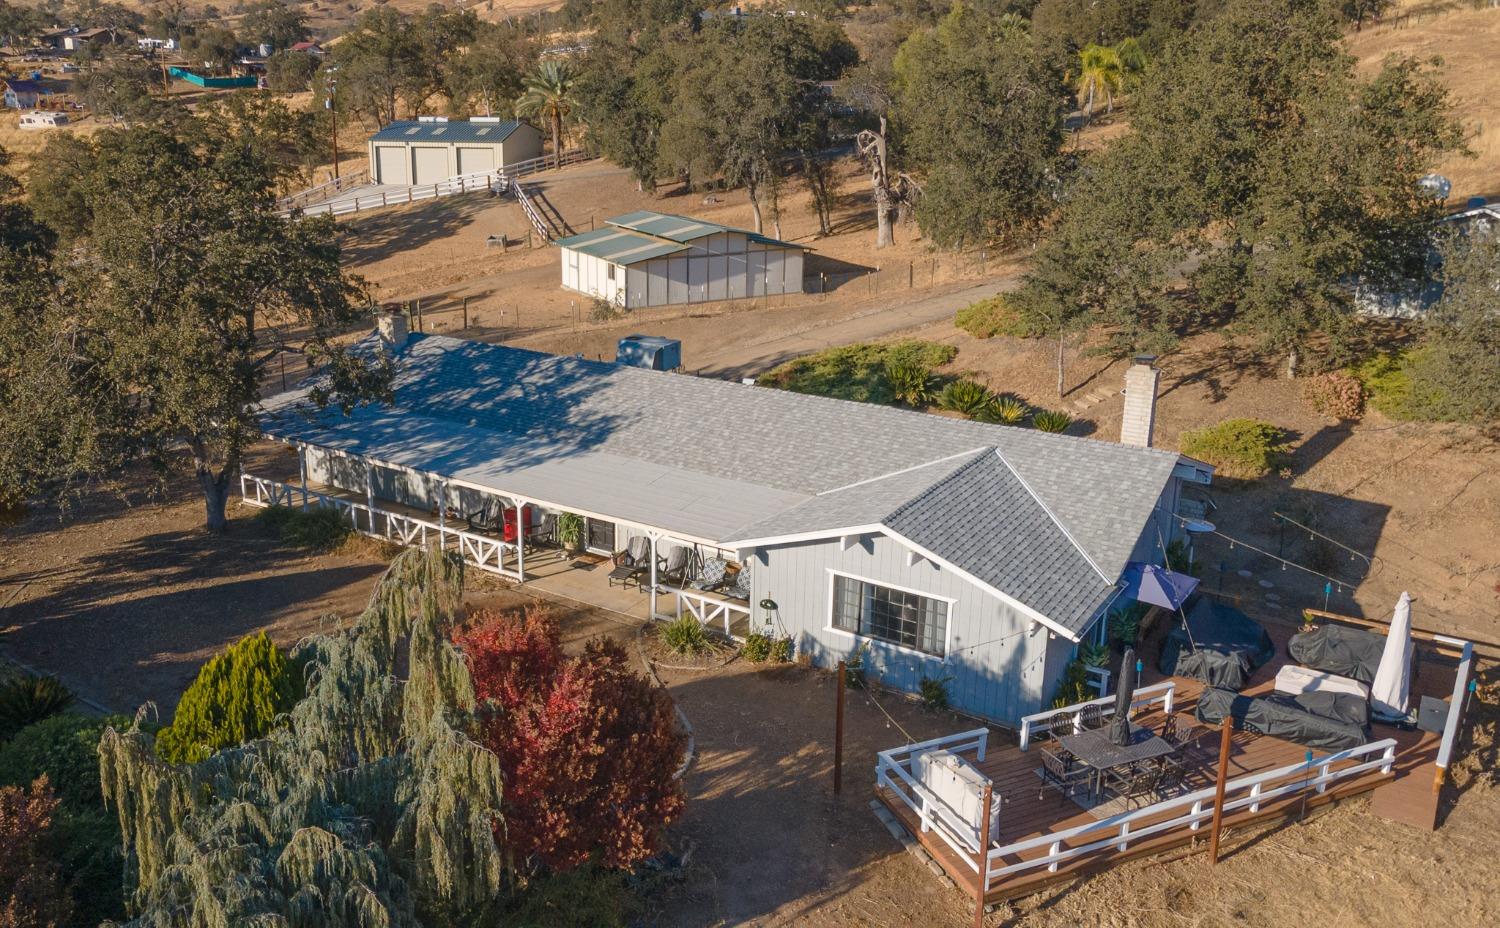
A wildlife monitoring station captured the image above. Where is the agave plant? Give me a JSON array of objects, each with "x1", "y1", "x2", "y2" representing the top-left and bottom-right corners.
[
  {"x1": 938, "y1": 379, "x2": 994, "y2": 417},
  {"x1": 980, "y1": 395, "x2": 1030, "y2": 424},
  {"x1": 1032, "y1": 409, "x2": 1074, "y2": 433},
  {"x1": 0, "y1": 673, "x2": 75, "y2": 740},
  {"x1": 884, "y1": 358, "x2": 935, "y2": 407}
]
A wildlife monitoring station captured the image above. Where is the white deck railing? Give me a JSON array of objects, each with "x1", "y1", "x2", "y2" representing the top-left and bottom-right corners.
[
  {"x1": 981, "y1": 737, "x2": 1397, "y2": 891},
  {"x1": 288, "y1": 169, "x2": 509, "y2": 219},
  {"x1": 668, "y1": 588, "x2": 751, "y2": 638},
  {"x1": 1434, "y1": 634, "x2": 1475, "y2": 774},
  {"x1": 240, "y1": 474, "x2": 521, "y2": 579},
  {"x1": 1017, "y1": 682, "x2": 1177, "y2": 751},
  {"x1": 876, "y1": 728, "x2": 993, "y2": 866}
]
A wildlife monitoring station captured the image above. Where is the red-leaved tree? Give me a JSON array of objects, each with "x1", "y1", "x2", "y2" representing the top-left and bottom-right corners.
[
  {"x1": 456, "y1": 604, "x2": 687, "y2": 873},
  {"x1": 0, "y1": 777, "x2": 72, "y2": 928}
]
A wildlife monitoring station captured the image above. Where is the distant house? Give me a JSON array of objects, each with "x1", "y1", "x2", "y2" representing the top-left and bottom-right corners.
[
  {"x1": 138, "y1": 37, "x2": 178, "y2": 52},
  {"x1": 556, "y1": 211, "x2": 807, "y2": 308},
  {"x1": 367, "y1": 117, "x2": 544, "y2": 185},
  {"x1": 1354, "y1": 203, "x2": 1499, "y2": 318},
  {"x1": 2, "y1": 78, "x2": 44, "y2": 109},
  {"x1": 289, "y1": 41, "x2": 323, "y2": 55},
  {"x1": 19, "y1": 110, "x2": 68, "y2": 129}
]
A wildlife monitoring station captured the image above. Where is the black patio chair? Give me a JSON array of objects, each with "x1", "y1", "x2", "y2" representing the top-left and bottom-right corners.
[
  {"x1": 1077, "y1": 702, "x2": 1105, "y2": 732},
  {"x1": 608, "y1": 536, "x2": 652, "y2": 589},
  {"x1": 1106, "y1": 764, "x2": 1164, "y2": 810},
  {"x1": 1037, "y1": 747, "x2": 1091, "y2": 802},
  {"x1": 658, "y1": 544, "x2": 697, "y2": 588},
  {"x1": 1033, "y1": 711, "x2": 1074, "y2": 747},
  {"x1": 527, "y1": 512, "x2": 557, "y2": 550},
  {"x1": 464, "y1": 497, "x2": 504, "y2": 534}
]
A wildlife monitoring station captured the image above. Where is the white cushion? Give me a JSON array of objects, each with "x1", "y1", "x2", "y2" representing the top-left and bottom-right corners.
[{"x1": 1274, "y1": 664, "x2": 1370, "y2": 701}]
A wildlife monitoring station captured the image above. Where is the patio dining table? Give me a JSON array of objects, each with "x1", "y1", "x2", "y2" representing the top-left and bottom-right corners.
[{"x1": 1057, "y1": 722, "x2": 1177, "y2": 802}]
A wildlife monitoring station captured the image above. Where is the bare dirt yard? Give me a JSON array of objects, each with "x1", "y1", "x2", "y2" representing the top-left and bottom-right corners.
[{"x1": 1, "y1": 471, "x2": 1495, "y2": 926}]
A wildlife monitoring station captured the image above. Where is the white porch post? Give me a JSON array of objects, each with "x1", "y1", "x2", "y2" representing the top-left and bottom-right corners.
[
  {"x1": 514, "y1": 497, "x2": 527, "y2": 582},
  {"x1": 364, "y1": 460, "x2": 376, "y2": 534},
  {"x1": 648, "y1": 532, "x2": 660, "y2": 620},
  {"x1": 298, "y1": 444, "x2": 308, "y2": 510},
  {"x1": 437, "y1": 479, "x2": 448, "y2": 542}
]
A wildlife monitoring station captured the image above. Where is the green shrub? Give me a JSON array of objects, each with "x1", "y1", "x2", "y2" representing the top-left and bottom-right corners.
[
  {"x1": 1051, "y1": 659, "x2": 1092, "y2": 708},
  {"x1": 659, "y1": 614, "x2": 710, "y2": 656},
  {"x1": 0, "y1": 713, "x2": 131, "y2": 927},
  {"x1": 1164, "y1": 538, "x2": 1200, "y2": 577},
  {"x1": 938, "y1": 379, "x2": 994, "y2": 417},
  {"x1": 884, "y1": 357, "x2": 936, "y2": 407},
  {"x1": 1301, "y1": 370, "x2": 1365, "y2": 420},
  {"x1": 0, "y1": 673, "x2": 75, "y2": 741},
  {"x1": 843, "y1": 648, "x2": 869, "y2": 689},
  {"x1": 256, "y1": 504, "x2": 351, "y2": 551},
  {"x1": 505, "y1": 862, "x2": 640, "y2": 927},
  {"x1": 955, "y1": 295, "x2": 1040, "y2": 339},
  {"x1": 768, "y1": 637, "x2": 793, "y2": 663},
  {"x1": 1107, "y1": 602, "x2": 1146, "y2": 646},
  {"x1": 1031, "y1": 409, "x2": 1073, "y2": 433},
  {"x1": 1179, "y1": 418, "x2": 1290, "y2": 479},
  {"x1": 155, "y1": 633, "x2": 302, "y2": 764},
  {"x1": 741, "y1": 633, "x2": 772, "y2": 662},
  {"x1": 918, "y1": 675, "x2": 952, "y2": 711},
  {"x1": 1350, "y1": 349, "x2": 1458, "y2": 421},
  {"x1": 978, "y1": 395, "x2": 1029, "y2": 424},
  {"x1": 758, "y1": 340, "x2": 956, "y2": 405}
]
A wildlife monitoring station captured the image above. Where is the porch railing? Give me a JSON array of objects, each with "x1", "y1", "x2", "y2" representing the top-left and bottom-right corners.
[
  {"x1": 667, "y1": 588, "x2": 751, "y2": 638},
  {"x1": 875, "y1": 728, "x2": 992, "y2": 866},
  {"x1": 239, "y1": 474, "x2": 521, "y2": 579},
  {"x1": 1017, "y1": 682, "x2": 1177, "y2": 751},
  {"x1": 981, "y1": 738, "x2": 1397, "y2": 892}
]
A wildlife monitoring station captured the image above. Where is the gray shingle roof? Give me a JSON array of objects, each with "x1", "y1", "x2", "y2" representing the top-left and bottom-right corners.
[
  {"x1": 369, "y1": 120, "x2": 525, "y2": 144},
  {"x1": 261, "y1": 335, "x2": 1187, "y2": 635}
]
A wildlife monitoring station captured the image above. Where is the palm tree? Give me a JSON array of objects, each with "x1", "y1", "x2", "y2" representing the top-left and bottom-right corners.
[
  {"x1": 515, "y1": 60, "x2": 578, "y2": 169},
  {"x1": 1113, "y1": 37, "x2": 1149, "y2": 91},
  {"x1": 1074, "y1": 44, "x2": 1124, "y2": 124}
]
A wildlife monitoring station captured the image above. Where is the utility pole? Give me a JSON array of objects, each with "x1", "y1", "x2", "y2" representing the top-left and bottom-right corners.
[{"x1": 325, "y1": 67, "x2": 340, "y2": 181}]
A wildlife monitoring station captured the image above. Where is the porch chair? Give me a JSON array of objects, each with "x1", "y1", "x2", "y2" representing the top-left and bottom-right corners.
[
  {"x1": 1106, "y1": 764, "x2": 1164, "y2": 810},
  {"x1": 1032, "y1": 711, "x2": 1072, "y2": 746},
  {"x1": 527, "y1": 512, "x2": 558, "y2": 550},
  {"x1": 464, "y1": 497, "x2": 504, "y2": 535},
  {"x1": 1037, "y1": 747, "x2": 1090, "y2": 802},
  {"x1": 1077, "y1": 702, "x2": 1105, "y2": 732},
  {"x1": 608, "y1": 536, "x2": 653, "y2": 589},
  {"x1": 658, "y1": 545, "x2": 697, "y2": 588},
  {"x1": 689, "y1": 556, "x2": 731, "y2": 593},
  {"x1": 720, "y1": 564, "x2": 752, "y2": 601}
]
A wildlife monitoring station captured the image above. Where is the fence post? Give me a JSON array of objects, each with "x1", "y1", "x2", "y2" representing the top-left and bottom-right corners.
[
  {"x1": 973, "y1": 782, "x2": 993, "y2": 928},
  {"x1": 908, "y1": 261, "x2": 914, "y2": 289},
  {"x1": 462, "y1": 296, "x2": 470, "y2": 330},
  {"x1": 834, "y1": 660, "x2": 846, "y2": 796},
  {"x1": 1208, "y1": 717, "x2": 1233, "y2": 866}
]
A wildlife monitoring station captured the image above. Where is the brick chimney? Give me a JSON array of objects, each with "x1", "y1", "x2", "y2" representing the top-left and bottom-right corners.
[
  {"x1": 377, "y1": 311, "x2": 409, "y2": 352},
  {"x1": 1120, "y1": 355, "x2": 1160, "y2": 448}
]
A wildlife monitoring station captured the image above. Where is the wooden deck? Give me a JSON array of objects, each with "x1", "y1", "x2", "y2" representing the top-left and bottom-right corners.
[{"x1": 877, "y1": 657, "x2": 1452, "y2": 904}]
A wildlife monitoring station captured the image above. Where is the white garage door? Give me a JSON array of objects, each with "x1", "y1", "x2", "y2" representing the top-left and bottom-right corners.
[
  {"x1": 375, "y1": 145, "x2": 408, "y2": 185},
  {"x1": 456, "y1": 146, "x2": 496, "y2": 175},
  {"x1": 412, "y1": 147, "x2": 450, "y2": 185}
]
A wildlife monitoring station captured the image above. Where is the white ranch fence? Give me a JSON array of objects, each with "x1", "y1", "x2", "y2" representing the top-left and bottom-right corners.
[
  {"x1": 240, "y1": 474, "x2": 521, "y2": 579},
  {"x1": 1017, "y1": 682, "x2": 1177, "y2": 751},
  {"x1": 876, "y1": 728, "x2": 994, "y2": 867},
  {"x1": 277, "y1": 168, "x2": 371, "y2": 211},
  {"x1": 1433, "y1": 634, "x2": 1475, "y2": 777},
  {"x1": 980, "y1": 737, "x2": 1397, "y2": 892},
  {"x1": 666, "y1": 588, "x2": 751, "y2": 638}
]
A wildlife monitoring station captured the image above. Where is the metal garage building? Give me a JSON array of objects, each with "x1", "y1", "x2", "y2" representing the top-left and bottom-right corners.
[
  {"x1": 367, "y1": 118, "x2": 544, "y2": 185},
  {"x1": 556, "y1": 210, "x2": 807, "y2": 309}
]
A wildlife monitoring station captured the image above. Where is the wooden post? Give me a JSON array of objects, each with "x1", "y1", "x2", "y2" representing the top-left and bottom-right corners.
[
  {"x1": 1432, "y1": 765, "x2": 1446, "y2": 795},
  {"x1": 1208, "y1": 716, "x2": 1233, "y2": 866},
  {"x1": 974, "y1": 783, "x2": 993, "y2": 928},
  {"x1": 462, "y1": 296, "x2": 469, "y2": 330},
  {"x1": 834, "y1": 660, "x2": 846, "y2": 795},
  {"x1": 415, "y1": 298, "x2": 423, "y2": 333}
]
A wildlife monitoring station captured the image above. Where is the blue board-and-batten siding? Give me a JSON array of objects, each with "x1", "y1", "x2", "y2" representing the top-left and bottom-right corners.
[{"x1": 753, "y1": 533, "x2": 1057, "y2": 725}]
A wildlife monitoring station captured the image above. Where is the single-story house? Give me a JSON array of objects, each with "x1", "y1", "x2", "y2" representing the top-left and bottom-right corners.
[
  {"x1": 2, "y1": 78, "x2": 44, "y2": 109},
  {"x1": 290, "y1": 41, "x2": 323, "y2": 55},
  {"x1": 367, "y1": 118, "x2": 544, "y2": 185},
  {"x1": 555, "y1": 210, "x2": 807, "y2": 308},
  {"x1": 249, "y1": 321, "x2": 1212, "y2": 725},
  {"x1": 19, "y1": 110, "x2": 68, "y2": 129}
]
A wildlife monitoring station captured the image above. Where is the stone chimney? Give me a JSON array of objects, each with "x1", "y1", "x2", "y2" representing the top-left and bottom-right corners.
[
  {"x1": 377, "y1": 311, "x2": 409, "y2": 352},
  {"x1": 1120, "y1": 355, "x2": 1160, "y2": 448}
]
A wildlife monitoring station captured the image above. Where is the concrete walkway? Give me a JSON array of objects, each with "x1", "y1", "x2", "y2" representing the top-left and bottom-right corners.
[{"x1": 693, "y1": 277, "x2": 1016, "y2": 380}]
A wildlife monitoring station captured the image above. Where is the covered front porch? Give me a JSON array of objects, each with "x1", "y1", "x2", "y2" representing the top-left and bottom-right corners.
[{"x1": 238, "y1": 440, "x2": 757, "y2": 639}]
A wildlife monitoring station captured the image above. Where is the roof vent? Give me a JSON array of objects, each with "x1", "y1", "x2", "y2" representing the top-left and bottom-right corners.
[
  {"x1": 416, "y1": 115, "x2": 448, "y2": 123},
  {"x1": 471, "y1": 116, "x2": 503, "y2": 123}
]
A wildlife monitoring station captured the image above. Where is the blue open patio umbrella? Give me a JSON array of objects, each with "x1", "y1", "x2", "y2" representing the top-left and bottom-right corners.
[{"x1": 1120, "y1": 562, "x2": 1199, "y2": 610}]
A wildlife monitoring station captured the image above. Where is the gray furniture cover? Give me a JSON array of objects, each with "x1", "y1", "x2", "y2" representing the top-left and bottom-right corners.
[
  {"x1": 1158, "y1": 597, "x2": 1276, "y2": 691},
  {"x1": 1194, "y1": 686, "x2": 1372, "y2": 751},
  {"x1": 1287, "y1": 624, "x2": 1392, "y2": 685}
]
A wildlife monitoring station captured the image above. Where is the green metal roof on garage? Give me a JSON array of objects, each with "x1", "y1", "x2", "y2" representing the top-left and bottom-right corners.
[
  {"x1": 607, "y1": 210, "x2": 805, "y2": 250},
  {"x1": 369, "y1": 120, "x2": 525, "y2": 143},
  {"x1": 553, "y1": 228, "x2": 689, "y2": 264}
]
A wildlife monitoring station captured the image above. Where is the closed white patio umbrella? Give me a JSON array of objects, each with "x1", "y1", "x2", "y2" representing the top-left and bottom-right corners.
[{"x1": 1371, "y1": 591, "x2": 1415, "y2": 720}]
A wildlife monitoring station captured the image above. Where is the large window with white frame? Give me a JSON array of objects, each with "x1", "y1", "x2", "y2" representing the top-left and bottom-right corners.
[{"x1": 830, "y1": 572, "x2": 949, "y2": 657}]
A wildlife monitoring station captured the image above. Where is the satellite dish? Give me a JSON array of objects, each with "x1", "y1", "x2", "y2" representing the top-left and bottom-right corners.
[
  {"x1": 1417, "y1": 173, "x2": 1452, "y2": 200},
  {"x1": 1183, "y1": 520, "x2": 1215, "y2": 534}
]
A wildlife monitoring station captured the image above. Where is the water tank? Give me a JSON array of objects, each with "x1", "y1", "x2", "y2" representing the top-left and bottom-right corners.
[{"x1": 616, "y1": 335, "x2": 682, "y2": 371}]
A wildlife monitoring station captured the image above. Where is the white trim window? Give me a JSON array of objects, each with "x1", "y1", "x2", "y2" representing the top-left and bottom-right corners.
[{"x1": 830, "y1": 572, "x2": 949, "y2": 657}]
